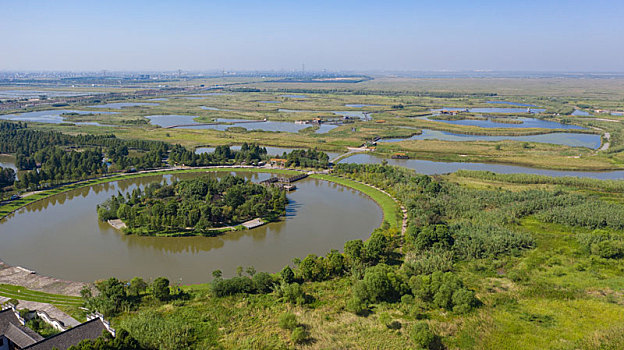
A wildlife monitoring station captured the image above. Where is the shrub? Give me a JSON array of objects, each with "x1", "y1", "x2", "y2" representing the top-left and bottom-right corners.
[
  {"x1": 212, "y1": 276, "x2": 254, "y2": 297},
  {"x1": 299, "y1": 254, "x2": 327, "y2": 281},
  {"x1": 346, "y1": 297, "x2": 368, "y2": 316},
  {"x1": 152, "y1": 277, "x2": 170, "y2": 301},
  {"x1": 355, "y1": 264, "x2": 408, "y2": 303},
  {"x1": 291, "y1": 326, "x2": 308, "y2": 344},
  {"x1": 410, "y1": 271, "x2": 479, "y2": 313},
  {"x1": 365, "y1": 230, "x2": 389, "y2": 263},
  {"x1": 403, "y1": 249, "x2": 454, "y2": 276},
  {"x1": 252, "y1": 272, "x2": 276, "y2": 293},
  {"x1": 410, "y1": 321, "x2": 436, "y2": 349},
  {"x1": 278, "y1": 312, "x2": 298, "y2": 330},
  {"x1": 275, "y1": 281, "x2": 310, "y2": 305},
  {"x1": 280, "y1": 266, "x2": 295, "y2": 283}
]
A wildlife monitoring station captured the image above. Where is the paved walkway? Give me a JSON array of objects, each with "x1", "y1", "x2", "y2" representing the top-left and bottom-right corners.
[{"x1": 329, "y1": 146, "x2": 374, "y2": 163}]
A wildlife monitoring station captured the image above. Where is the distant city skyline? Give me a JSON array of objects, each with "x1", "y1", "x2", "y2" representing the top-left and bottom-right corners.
[{"x1": 2, "y1": 0, "x2": 623, "y2": 72}]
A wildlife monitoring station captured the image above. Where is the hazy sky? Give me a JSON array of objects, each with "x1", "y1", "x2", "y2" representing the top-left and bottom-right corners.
[{"x1": 1, "y1": 0, "x2": 623, "y2": 72}]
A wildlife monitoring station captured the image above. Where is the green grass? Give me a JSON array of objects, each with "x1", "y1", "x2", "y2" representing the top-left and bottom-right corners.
[{"x1": 0, "y1": 284, "x2": 83, "y2": 306}]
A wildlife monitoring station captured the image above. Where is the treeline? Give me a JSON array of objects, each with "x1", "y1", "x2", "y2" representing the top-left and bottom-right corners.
[
  {"x1": 0, "y1": 121, "x2": 169, "y2": 190},
  {"x1": 0, "y1": 167, "x2": 14, "y2": 190},
  {"x1": 0, "y1": 121, "x2": 168, "y2": 156},
  {"x1": 169, "y1": 143, "x2": 267, "y2": 166},
  {"x1": 282, "y1": 149, "x2": 329, "y2": 168},
  {"x1": 97, "y1": 175, "x2": 287, "y2": 236},
  {"x1": 15, "y1": 148, "x2": 106, "y2": 189},
  {"x1": 169, "y1": 143, "x2": 331, "y2": 169}
]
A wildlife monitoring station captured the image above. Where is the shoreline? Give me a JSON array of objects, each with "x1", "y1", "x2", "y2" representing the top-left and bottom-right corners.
[{"x1": 0, "y1": 167, "x2": 403, "y2": 291}]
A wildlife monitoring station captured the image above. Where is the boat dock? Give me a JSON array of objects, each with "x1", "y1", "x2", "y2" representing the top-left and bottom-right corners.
[{"x1": 260, "y1": 173, "x2": 308, "y2": 191}]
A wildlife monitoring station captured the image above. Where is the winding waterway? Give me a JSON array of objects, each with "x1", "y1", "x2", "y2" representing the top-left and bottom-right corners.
[
  {"x1": 380, "y1": 129, "x2": 601, "y2": 149},
  {"x1": 0, "y1": 172, "x2": 382, "y2": 283},
  {"x1": 339, "y1": 154, "x2": 624, "y2": 179}
]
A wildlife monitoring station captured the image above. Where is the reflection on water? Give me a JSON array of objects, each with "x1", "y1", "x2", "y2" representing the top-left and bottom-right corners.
[
  {"x1": 431, "y1": 107, "x2": 546, "y2": 114},
  {"x1": 340, "y1": 153, "x2": 624, "y2": 179},
  {"x1": 0, "y1": 155, "x2": 16, "y2": 171},
  {"x1": 0, "y1": 109, "x2": 117, "y2": 126},
  {"x1": 486, "y1": 101, "x2": 539, "y2": 107},
  {"x1": 195, "y1": 146, "x2": 341, "y2": 160},
  {"x1": 146, "y1": 115, "x2": 337, "y2": 134},
  {"x1": 0, "y1": 172, "x2": 382, "y2": 283},
  {"x1": 424, "y1": 116, "x2": 583, "y2": 130},
  {"x1": 380, "y1": 129, "x2": 601, "y2": 149}
]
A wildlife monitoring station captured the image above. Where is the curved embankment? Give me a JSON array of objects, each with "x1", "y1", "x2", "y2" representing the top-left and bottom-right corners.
[
  {"x1": 0, "y1": 166, "x2": 406, "y2": 296},
  {"x1": 0, "y1": 166, "x2": 405, "y2": 232}
]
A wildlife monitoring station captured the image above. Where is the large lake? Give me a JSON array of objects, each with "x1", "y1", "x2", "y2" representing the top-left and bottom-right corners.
[
  {"x1": 339, "y1": 153, "x2": 624, "y2": 179},
  {"x1": 380, "y1": 129, "x2": 601, "y2": 149},
  {"x1": 0, "y1": 172, "x2": 382, "y2": 283}
]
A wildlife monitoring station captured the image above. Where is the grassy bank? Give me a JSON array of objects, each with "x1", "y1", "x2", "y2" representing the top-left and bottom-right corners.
[
  {"x1": 0, "y1": 284, "x2": 83, "y2": 307},
  {"x1": 311, "y1": 173, "x2": 401, "y2": 229}
]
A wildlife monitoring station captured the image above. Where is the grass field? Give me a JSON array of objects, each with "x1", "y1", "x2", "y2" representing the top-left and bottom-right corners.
[{"x1": 0, "y1": 284, "x2": 83, "y2": 307}]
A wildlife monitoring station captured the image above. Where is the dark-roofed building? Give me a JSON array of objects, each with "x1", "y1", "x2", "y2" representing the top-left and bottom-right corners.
[
  {"x1": 23, "y1": 314, "x2": 114, "y2": 350},
  {"x1": 1, "y1": 306, "x2": 114, "y2": 350},
  {"x1": 0, "y1": 307, "x2": 44, "y2": 350}
]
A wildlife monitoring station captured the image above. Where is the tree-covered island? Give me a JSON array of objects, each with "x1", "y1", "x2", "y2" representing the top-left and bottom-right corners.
[{"x1": 97, "y1": 174, "x2": 288, "y2": 236}]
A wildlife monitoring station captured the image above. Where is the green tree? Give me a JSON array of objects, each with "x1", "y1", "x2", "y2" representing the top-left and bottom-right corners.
[{"x1": 152, "y1": 277, "x2": 170, "y2": 301}]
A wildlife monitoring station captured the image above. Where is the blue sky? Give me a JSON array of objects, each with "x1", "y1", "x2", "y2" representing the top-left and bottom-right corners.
[{"x1": 1, "y1": 0, "x2": 623, "y2": 71}]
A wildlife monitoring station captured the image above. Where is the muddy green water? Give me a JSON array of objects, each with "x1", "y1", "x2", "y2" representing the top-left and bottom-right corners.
[{"x1": 0, "y1": 172, "x2": 382, "y2": 284}]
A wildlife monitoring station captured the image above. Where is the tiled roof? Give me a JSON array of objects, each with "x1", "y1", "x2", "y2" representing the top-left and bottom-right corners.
[
  {"x1": 0, "y1": 308, "x2": 44, "y2": 348},
  {"x1": 24, "y1": 318, "x2": 108, "y2": 350}
]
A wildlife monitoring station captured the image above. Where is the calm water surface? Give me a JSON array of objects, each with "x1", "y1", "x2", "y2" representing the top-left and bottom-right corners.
[
  {"x1": 431, "y1": 107, "x2": 546, "y2": 114},
  {"x1": 0, "y1": 172, "x2": 382, "y2": 283},
  {"x1": 340, "y1": 153, "x2": 624, "y2": 179},
  {"x1": 486, "y1": 101, "x2": 540, "y2": 107},
  {"x1": 424, "y1": 116, "x2": 583, "y2": 129},
  {"x1": 280, "y1": 95, "x2": 308, "y2": 99},
  {"x1": 0, "y1": 110, "x2": 117, "y2": 125},
  {"x1": 0, "y1": 155, "x2": 16, "y2": 171},
  {"x1": 380, "y1": 129, "x2": 601, "y2": 149},
  {"x1": 147, "y1": 115, "x2": 337, "y2": 134}
]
